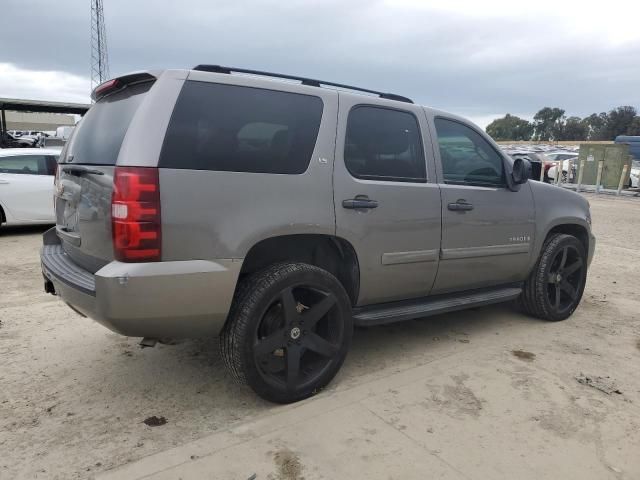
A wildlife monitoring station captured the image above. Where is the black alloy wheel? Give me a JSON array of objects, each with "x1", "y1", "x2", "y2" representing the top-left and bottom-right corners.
[
  {"x1": 545, "y1": 243, "x2": 584, "y2": 316},
  {"x1": 518, "y1": 233, "x2": 588, "y2": 321},
  {"x1": 221, "y1": 263, "x2": 353, "y2": 403}
]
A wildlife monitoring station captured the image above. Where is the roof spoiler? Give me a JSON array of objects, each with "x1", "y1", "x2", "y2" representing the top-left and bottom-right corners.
[
  {"x1": 192, "y1": 64, "x2": 413, "y2": 104},
  {"x1": 91, "y1": 72, "x2": 157, "y2": 101}
]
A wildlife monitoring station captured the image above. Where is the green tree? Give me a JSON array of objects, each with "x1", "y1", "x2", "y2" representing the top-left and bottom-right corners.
[
  {"x1": 485, "y1": 114, "x2": 533, "y2": 141},
  {"x1": 627, "y1": 116, "x2": 640, "y2": 136},
  {"x1": 533, "y1": 107, "x2": 565, "y2": 141},
  {"x1": 605, "y1": 106, "x2": 637, "y2": 138},
  {"x1": 560, "y1": 116, "x2": 588, "y2": 140},
  {"x1": 582, "y1": 113, "x2": 609, "y2": 140}
]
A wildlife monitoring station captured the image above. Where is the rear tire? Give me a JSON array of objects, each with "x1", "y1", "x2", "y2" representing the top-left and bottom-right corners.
[
  {"x1": 220, "y1": 262, "x2": 353, "y2": 404},
  {"x1": 517, "y1": 233, "x2": 587, "y2": 321}
]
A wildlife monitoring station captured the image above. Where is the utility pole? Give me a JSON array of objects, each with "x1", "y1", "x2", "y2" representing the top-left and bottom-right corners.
[{"x1": 90, "y1": 0, "x2": 110, "y2": 95}]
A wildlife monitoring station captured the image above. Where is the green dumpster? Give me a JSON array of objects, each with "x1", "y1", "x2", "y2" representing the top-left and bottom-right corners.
[{"x1": 576, "y1": 144, "x2": 631, "y2": 189}]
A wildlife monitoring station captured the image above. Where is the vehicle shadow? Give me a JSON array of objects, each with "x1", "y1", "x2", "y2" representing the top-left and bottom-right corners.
[
  {"x1": 72, "y1": 302, "x2": 540, "y2": 413},
  {"x1": 0, "y1": 224, "x2": 52, "y2": 236}
]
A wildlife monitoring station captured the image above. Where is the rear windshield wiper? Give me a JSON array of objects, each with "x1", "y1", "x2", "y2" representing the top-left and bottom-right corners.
[{"x1": 62, "y1": 165, "x2": 105, "y2": 176}]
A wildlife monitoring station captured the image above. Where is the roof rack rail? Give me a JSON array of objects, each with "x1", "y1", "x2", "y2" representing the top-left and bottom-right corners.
[{"x1": 192, "y1": 65, "x2": 413, "y2": 104}]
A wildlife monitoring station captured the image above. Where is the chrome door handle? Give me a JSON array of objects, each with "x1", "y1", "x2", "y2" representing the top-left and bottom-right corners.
[{"x1": 448, "y1": 200, "x2": 474, "y2": 211}]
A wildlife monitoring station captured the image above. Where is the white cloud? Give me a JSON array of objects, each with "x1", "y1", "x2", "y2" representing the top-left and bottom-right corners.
[
  {"x1": 385, "y1": 0, "x2": 640, "y2": 44},
  {"x1": 0, "y1": 63, "x2": 91, "y2": 103}
]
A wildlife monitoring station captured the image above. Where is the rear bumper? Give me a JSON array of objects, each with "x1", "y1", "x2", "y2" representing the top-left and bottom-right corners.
[{"x1": 41, "y1": 228, "x2": 241, "y2": 338}]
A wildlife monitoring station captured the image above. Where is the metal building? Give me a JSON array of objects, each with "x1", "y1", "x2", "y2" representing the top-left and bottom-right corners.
[{"x1": 0, "y1": 97, "x2": 90, "y2": 137}]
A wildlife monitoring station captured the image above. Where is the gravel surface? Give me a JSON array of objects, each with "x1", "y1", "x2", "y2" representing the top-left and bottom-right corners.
[{"x1": 1, "y1": 193, "x2": 639, "y2": 479}]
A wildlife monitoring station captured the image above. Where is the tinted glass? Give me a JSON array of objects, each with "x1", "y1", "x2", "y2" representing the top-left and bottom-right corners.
[
  {"x1": 64, "y1": 81, "x2": 152, "y2": 165},
  {"x1": 45, "y1": 156, "x2": 59, "y2": 175},
  {"x1": 345, "y1": 106, "x2": 426, "y2": 182},
  {"x1": 434, "y1": 118, "x2": 505, "y2": 187},
  {"x1": 0, "y1": 155, "x2": 49, "y2": 175},
  {"x1": 159, "y1": 81, "x2": 323, "y2": 174}
]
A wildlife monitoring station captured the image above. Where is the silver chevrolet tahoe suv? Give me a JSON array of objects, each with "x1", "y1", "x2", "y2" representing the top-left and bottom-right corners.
[{"x1": 41, "y1": 66, "x2": 595, "y2": 403}]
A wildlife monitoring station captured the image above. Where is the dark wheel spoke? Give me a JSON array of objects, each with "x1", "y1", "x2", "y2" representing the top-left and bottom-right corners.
[
  {"x1": 560, "y1": 280, "x2": 577, "y2": 300},
  {"x1": 280, "y1": 287, "x2": 298, "y2": 324},
  {"x1": 254, "y1": 329, "x2": 286, "y2": 356},
  {"x1": 554, "y1": 284, "x2": 561, "y2": 309},
  {"x1": 286, "y1": 346, "x2": 301, "y2": 389},
  {"x1": 564, "y1": 258, "x2": 583, "y2": 276},
  {"x1": 303, "y1": 332, "x2": 338, "y2": 358},
  {"x1": 303, "y1": 294, "x2": 336, "y2": 328},
  {"x1": 559, "y1": 246, "x2": 568, "y2": 268}
]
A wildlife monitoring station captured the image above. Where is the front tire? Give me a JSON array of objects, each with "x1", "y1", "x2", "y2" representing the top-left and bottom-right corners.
[
  {"x1": 518, "y1": 233, "x2": 587, "y2": 321},
  {"x1": 220, "y1": 263, "x2": 353, "y2": 404}
]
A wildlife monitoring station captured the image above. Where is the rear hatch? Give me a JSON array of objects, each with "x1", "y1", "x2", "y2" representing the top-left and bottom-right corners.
[{"x1": 55, "y1": 78, "x2": 154, "y2": 273}]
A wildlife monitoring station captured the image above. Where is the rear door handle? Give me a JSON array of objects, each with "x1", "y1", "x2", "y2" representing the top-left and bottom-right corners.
[
  {"x1": 342, "y1": 197, "x2": 378, "y2": 209},
  {"x1": 0, "y1": 180, "x2": 9, "y2": 185},
  {"x1": 448, "y1": 200, "x2": 474, "y2": 211}
]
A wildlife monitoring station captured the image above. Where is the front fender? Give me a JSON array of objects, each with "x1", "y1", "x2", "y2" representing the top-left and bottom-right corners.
[{"x1": 528, "y1": 181, "x2": 592, "y2": 272}]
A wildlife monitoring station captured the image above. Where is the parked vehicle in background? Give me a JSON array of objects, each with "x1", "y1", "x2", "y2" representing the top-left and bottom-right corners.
[
  {"x1": 55, "y1": 126, "x2": 75, "y2": 141},
  {"x1": 0, "y1": 148, "x2": 59, "y2": 228},
  {"x1": 1, "y1": 132, "x2": 40, "y2": 148},
  {"x1": 546, "y1": 151, "x2": 578, "y2": 182},
  {"x1": 615, "y1": 136, "x2": 640, "y2": 161},
  {"x1": 629, "y1": 160, "x2": 640, "y2": 188},
  {"x1": 547, "y1": 151, "x2": 579, "y2": 163},
  {"x1": 41, "y1": 67, "x2": 595, "y2": 403}
]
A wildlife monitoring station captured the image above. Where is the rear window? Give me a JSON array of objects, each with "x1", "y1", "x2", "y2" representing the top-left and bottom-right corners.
[
  {"x1": 64, "y1": 82, "x2": 152, "y2": 165},
  {"x1": 159, "y1": 81, "x2": 323, "y2": 174}
]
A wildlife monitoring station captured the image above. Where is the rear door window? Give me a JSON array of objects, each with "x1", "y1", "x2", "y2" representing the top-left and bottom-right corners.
[
  {"x1": 344, "y1": 106, "x2": 426, "y2": 182},
  {"x1": 63, "y1": 81, "x2": 152, "y2": 165},
  {"x1": 0, "y1": 155, "x2": 49, "y2": 175},
  {"x1": 159, "y1": 81, "x2": 323, "y2": 174}
]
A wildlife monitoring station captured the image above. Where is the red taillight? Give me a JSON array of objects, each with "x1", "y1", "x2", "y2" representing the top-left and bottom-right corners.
[{"x1": 111, "y1": 167, "x2": 161, "y2": 262}]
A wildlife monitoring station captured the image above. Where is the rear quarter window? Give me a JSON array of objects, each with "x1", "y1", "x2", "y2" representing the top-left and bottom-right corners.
[
  {"x1": 0, "y1": 155, "x2": 50, "y2": 175},
  {"x1": 159, "y1": 81, "x2": 323, "y2": 174}
]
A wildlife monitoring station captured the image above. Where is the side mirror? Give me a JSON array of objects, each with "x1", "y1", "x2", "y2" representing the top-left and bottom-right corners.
[{"x1": 511, "y1": 157, "x2": 531, "y2": 185}]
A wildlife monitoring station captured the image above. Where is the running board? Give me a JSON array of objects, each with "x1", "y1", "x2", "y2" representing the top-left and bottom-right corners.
[{"x1": 352, "y1": 286, "x2": 522, "y2": 327}]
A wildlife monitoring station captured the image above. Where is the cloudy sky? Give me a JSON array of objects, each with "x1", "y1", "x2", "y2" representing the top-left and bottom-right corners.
[{"x1": 1, "y1": 0, "x2": 639, "y2": 128}]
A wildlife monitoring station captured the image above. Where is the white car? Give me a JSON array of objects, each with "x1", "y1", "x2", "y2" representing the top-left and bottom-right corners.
[
  {"x1": 546, "y1": 152, "x2": 578, "y2": 182},
  {"x1": 630, "y1": 160, "x2": 640, "y2": 188},
  {"x1": 0, "y1": 148, "x2": 59, "y2": 228}
]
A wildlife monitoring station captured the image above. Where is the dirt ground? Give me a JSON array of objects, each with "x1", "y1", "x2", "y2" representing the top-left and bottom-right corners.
[{"x1": 1, "y1": 193, "x2": 639, "y2": 479}]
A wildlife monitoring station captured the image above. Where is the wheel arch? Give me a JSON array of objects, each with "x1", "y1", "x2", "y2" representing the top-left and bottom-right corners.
[
  {"x1": 544, "y1": 222, "x2": 590, "y2": 254},
  {"x1": 527, "y1": 218, "x2": 590, "y2": 276},
  {"x1": 239, "y1": 234, "x2": 360, "y2": 305}
]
